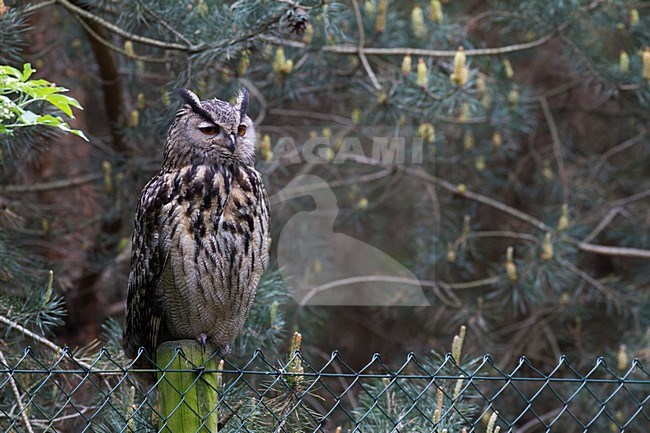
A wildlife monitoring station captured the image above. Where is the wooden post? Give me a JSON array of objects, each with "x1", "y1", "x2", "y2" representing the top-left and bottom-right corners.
[{"x1": 156, "y1": 340, "x2": 219, "y2": 432}]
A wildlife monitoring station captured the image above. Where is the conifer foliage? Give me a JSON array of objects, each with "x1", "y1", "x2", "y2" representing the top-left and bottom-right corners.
[{"x1": 0, "y1": 0, "x2": 648, "y2": 431}]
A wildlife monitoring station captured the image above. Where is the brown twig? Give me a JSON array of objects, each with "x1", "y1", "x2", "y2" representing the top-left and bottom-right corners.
[
  {"x1": 401, "y1": 166, "x2": 552, "y2": 232},
  {"x1": 0, "y1": 315, "x2": 93, "y2": 370},
  {"x1": 539, "y1": 97, "x2": 568, "y2": 203},
  {"x1": 588, "y1": 132, "x2": 647, "y2": 182},
  {"x1": 577, "y1": 243, "x2": 650, "y2": 260},
  {"x1": 0, "y1": 173, "x2": 102, "y2": 193},
  {"x1": 351, "y1": 0, "x2": 381, "y2": 90},
  {"x1": 0, "y1": 349, "x2": 35, "y2": 433}
]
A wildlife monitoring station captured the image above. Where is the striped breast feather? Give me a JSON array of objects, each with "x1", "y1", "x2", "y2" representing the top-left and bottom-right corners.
[{"x1": 123, "y1": 174, "x2": 172, "y2": 360}]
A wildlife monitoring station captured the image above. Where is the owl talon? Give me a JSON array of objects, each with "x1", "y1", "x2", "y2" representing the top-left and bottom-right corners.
[{"x1": 198, "y1": 333, "x2": 208, "y2": 351}]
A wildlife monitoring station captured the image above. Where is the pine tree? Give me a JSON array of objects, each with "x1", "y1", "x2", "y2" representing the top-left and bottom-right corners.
[{"x1": 0, "y1": 0, "x2": 648, "y2": 431}]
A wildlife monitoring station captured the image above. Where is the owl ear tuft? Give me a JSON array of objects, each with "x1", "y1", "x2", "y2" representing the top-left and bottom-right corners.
[
  {"x1": 236, "y1": 88, "x2": 249, "y2": 118},
  {"x1": 176, "y1": 88, "x2": 213, "y2": 120},
  {"x1": 176, "y1": 88, "x2": 202, "y2": 111}
]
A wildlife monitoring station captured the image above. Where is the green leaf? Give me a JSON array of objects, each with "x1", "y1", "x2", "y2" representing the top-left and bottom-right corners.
[
  {"x1": 45, "y1": 94, "x2": 76, "y2": 117},
  {"x1": 0, "y1": 65, "x2": 21, "y2": 79},
  {"x1": 21, "y1": 63, "x2": 35, "y2": 81},
  {"x1": 19, "y1": 110, "x2": 38, "y2": 124}
]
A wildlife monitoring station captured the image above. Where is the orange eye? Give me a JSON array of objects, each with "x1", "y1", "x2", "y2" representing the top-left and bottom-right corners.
[
  {"x1": 237, "y1": 124, "x2": 247, "y2": 136},
  {"x1": 199, "y1": 125, "x2": 219, "y2": 135}
]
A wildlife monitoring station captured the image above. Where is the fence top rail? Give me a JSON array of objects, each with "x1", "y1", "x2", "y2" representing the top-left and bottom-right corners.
[{"x1": 0, "y1": 346, "x2": 647, "y2": 381}]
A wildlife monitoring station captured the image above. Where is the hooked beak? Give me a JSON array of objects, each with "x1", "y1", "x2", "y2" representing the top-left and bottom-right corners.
[{"x1": 228, "y1": 133, "x2": 236, "y2": 152}]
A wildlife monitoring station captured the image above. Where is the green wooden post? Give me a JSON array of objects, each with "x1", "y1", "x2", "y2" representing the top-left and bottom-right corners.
[{"x1": 156, "y1": 340, "x2": 219, "y2": 432}]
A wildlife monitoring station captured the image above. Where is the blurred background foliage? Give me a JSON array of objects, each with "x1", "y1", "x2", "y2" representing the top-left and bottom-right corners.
[{"x1": 0, "y1": 0, "x2": 648, "y2": 376}]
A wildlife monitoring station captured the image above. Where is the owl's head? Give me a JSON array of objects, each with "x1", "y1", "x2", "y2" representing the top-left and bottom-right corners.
[{"x1": 163, "y1": 88, "x2": 256, "y2": 169}]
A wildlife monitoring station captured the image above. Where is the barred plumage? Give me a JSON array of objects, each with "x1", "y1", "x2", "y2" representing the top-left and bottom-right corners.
[{"x1": 123, "y1": 88, "x2": 270, "y2": 366}]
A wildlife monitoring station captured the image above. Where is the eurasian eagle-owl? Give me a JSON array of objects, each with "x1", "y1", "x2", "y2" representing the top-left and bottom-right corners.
[{"x1": 123, "y1": 88, "x2": 270, "y2": 366}]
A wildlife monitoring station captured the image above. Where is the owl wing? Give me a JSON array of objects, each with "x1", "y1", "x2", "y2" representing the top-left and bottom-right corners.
[{"x1": 123, "y1": 174, "x2": 172, "y2": 364}]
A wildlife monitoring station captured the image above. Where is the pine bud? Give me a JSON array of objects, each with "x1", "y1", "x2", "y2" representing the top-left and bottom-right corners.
[
  {"x1": 462, "y1": 214, "x2": 471, "y2": 235},
  {"x1": 127, "y1": 385, "x2": 136, "y2": 431},
  {"x1": 557, "y1": 203, "x2": 569, "y2": 232},
  {"x1": 290, "y1": 331, "x2": 302, "y2": 354},
  {"x1": 436, "y1": 387, "x2": 443, "y2": 413},
  {"x1": 402, "y1": 54, "x2": 412, "y2": 76},
  {"x1": 494, "y1": 427, "x2": 501, "y2": 433},
  {"x1": 302, "y1": 23, "x2": 314, "y2": 44},
  {"x1": 476, "y1": 75, "x2": 486, "y2": 96},
  {"x1": 44, "y1": 270, "x2": 54, "y2": 306},
  {"x1": 617, "y1": 344, "x2": 628, "y2": 370},
  {"x1": 324, "y1": 147, "x2": 335, "y2": 162},
  {"x1": 475, "y1": 155, "x2": 486, "y2": 171},
  {"x1": 459, "y1": 324, "x2": 466, "y2": 342},
  {"x1": 432, "y1": 408, "x2": 441, "y2": 424},
  {"x1": 503, "y1": 58, "x2": 514, "y2": 79},
  {"x1": 643, "y1": 47, "x2": 650, "y2": 80},
  {"x1": 457, "y1": 183, "x2": 467, "y2": 195},
  {"x1": 377, "y1": 89, "x2": 388, "y2": 104},
  {"x1": 216, "y1": 359, "x2": 224, "y2": 389},
  {"x1": 197, "y1": 0, "x2": 208, "y2": 17},
  {"x1": 260, "y1": 133, "x2": 273, "y2": 163},
  {"x1": 313, "y1": 258, "x2": 322, "y2": 274},
  {"x1": 541, "y1": 232, "x2": 553, "y2": 261},
  {"x1": 124, "y1": 40, "x2": 135, "y2": 58},
  {"x1": 237, "y1": 51, "x2": 250, "y2": 76},
  {"x1": 288, "y1": 332, "x2": 305, "y2": 388},
  {"x1": 161, "y1": 90, "x2": 171, "y2": 107},
  {"x1": 508, "y1": 88, "x2": 520, "y2": 105},
  {"x1": 451, "y1": 326, "x2": 466, "y2": 361},
  {"x1": 446, "y1": 242, "x2": 456, "y2": 263},
  {"x1": 542, "y1": 159, "x2": 553, "y2": 181},
  {"x1": 335, "y1": 428, "x2": 342, "y2": 433},
  {"x1": 491, "y1": 131, "x2": 502, "y2": 149},
  {"x1": 102, "y1": 160, "x2": 113, "y2": 194},
  {"x1": 269, "y1": 300, "x2": 278, "y2": 326},
  {"x1": 459, "y1": 103, "x2": 471, "y2": 121},
  {"x1": 357, "y1": 197, "x2": 369, "y2": 210},
  {"x1": 487, "y1": 411, "x2": 498, "y2": 433},
  {"x1": 505, "y1": 246, "x2": 517, "y2": 282},
  {"x1": 136, "y1": 93, "x2": 146, "y2": 110},
  {"x1": 451, "y1": 47, "x2": 468, "y2": 86},
  {"x1": 463, "y1": 130, "x2": 474, "y2": 150},
  {"x1": 629, "y1": 9, "x2": 639, "y2": 27},
  {"x1": 322, "y1": 127, "x2": 332, "y2": 138},
  {"x1": 619, "y1": 51, "x2": 630, "y2": 74},
  {"x1": 453, "y1": 375, "x2": 464, "y2": 398},
  {"x1": 364, "y1": 0, "x2": 375, "y2": 18},
  {"x1": 376, "y1": 0, "x2": 388, "y2": 32},
  {"x1": 351, "y1": 107, "x2": 362, "y2": 124},
  {"x1": 129, "y1": 109, "x2": 139, "y2": 127},
  {"x1": 561, "y1": 291, "x2": 570, "y2": 306},
  {"x1": 430, "y1": 0, "x2": 443, "y2": 23},
  {"x1": 417, "y1": 122, "x2": 435, "y2": 143},
  {"x1": 417, "y1": 58, "x2": 428, "y2": 87},
  {"x1": 273, "y1": 47, "x2": 293, "y2": 75},
  {"x1": 481, "y1": 90, "x2": 492, "y2": 109},
  {"x1": 412, "y1": 5, "x2": 426, "y2": 38}
]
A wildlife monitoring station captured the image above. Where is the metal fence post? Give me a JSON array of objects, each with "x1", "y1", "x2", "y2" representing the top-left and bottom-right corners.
[{"x1": 156, "y1": 340, "x2": 219, "y2": 432}]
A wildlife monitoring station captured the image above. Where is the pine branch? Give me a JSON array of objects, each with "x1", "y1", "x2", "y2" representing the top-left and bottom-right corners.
[
  {"x1": 0, "y1": 314, "x2": 93, "y2": 370},
  {"x1": 0, "y1": 349, "x2": 35, "y2": 433}
]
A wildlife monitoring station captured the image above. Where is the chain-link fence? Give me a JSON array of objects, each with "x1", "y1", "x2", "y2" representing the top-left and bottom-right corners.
[{"x1": 1, "y1": 345, "x2": 648, "y2": 432}]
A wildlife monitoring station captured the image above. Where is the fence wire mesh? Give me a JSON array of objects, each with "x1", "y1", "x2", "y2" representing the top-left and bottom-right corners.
[{"x1": 0, "y1": 345, "x2": 648, "y2": 432}]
